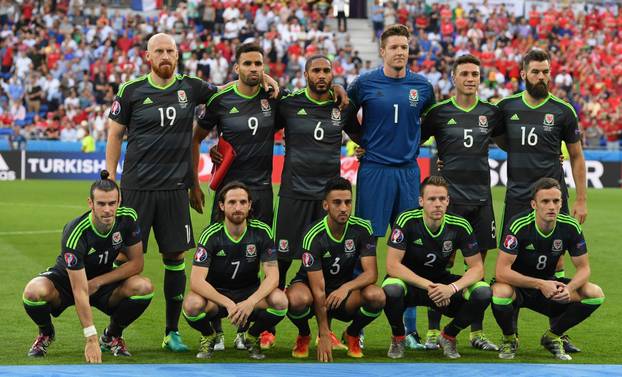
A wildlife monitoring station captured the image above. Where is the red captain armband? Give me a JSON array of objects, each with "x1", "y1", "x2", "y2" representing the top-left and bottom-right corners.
[{"x1": 209, "y1": 137, "x2": 236, "y2": 191}]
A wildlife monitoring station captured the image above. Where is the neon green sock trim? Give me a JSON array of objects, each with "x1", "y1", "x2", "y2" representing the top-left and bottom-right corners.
[
  {"x1": 130, "y1": 292, "x2": 154, "y2": 300},
  {"x1": 182, "y1": 310, "x2": 206, "y2": 322},
  {"x1": 463, "y1": 281, "x2": 490, "y2": 300},
  {"x1": 503, "y1": 334, "x2": 517, "y2": 342},
  {"x1": 492, "y1": 296, "x2": 513, "y2": 305},
  {"x1": 164, "y1": 262, "x2": 186, "y2": 271},
  {"x1": 581, "y1": 297, "x2": 605, "y2": 305},
  {"x1": 267, "y1": 307, "x2": 288, "y2": 316},
  {"x1": 381, "y1": 277, "x2": 407, "y2": 292},
  {"x1": 554, "y1": 270, "x2": 565, "y2": 278},
  {"x1": 288, "y1": 307, "x2": 311, "y2": 319},
  {"x1": 360, "y1": 307, "x2": 382, "y2": 318},
  {"x1": 22, "y1": 295, "x2": 47, "y2": 306},
  {"x1": 112, "y1": 261, "x2": 121, "y2": 269},
  {"x1": 469, "y1": 330, "x2": 483, "y2": 340}
]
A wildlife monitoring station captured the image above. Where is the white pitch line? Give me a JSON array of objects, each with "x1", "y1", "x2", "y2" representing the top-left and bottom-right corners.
[
  {"x1": 0, "y1": 230, "x2": 61, "y2": 236},
  {"x1": 0, "y1": 202, "x2": 83, "y2": 209}
]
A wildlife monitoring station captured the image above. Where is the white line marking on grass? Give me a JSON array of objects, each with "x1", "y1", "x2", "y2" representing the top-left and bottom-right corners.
[
  {"x1": 0, "y1": 230, "x2": 60, "y2": 236},
  {"x1": 0, "y1": 202, "x2": 82, "y2": 209}
]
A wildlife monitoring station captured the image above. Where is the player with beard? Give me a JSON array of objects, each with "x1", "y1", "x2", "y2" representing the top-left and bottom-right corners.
[
  {"x1": 272, "y1": 55, "x2": 359, "y2": 349},
  {"x1": 106, "y1": 33, "x2": 279, "y2": 352},
  {"x1": 495, "y1": 49, "x2": 587, "y2": 353},
  {"x1": 182, "y1": 182, "x2": 287, "y2": 360}
]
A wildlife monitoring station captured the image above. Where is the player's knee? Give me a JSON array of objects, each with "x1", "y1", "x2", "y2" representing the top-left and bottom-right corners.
[
  {"x1": 131, "y1": 276, "x2": 154, "y2": 296},
  {"x1": 362, "y1": 286, "x2": 386, "y2": 308},
  {"x1": 182, "y1": 295, "x2": 205, "y2": 316},
  {"x1": 492, "y1": 282, "x2": 514, "y2": 298},
  {"x1": 287, "y1": 290, "x2": 312, "y2": 311},
  {"x1": 382, "y1": 283, "x2": 404, "y2": 300},
  {"x1": 469, "y1": 285, "x2": 492, "y2": 303},
  {"x1": 583, "y1": 282, "x2": 604, "y2": 299},
  {"x1": 269, "y1": 289, "x2": 288, "y2": 311},
  {"x1": 23, "y1": 278, "x2": 51, "y2": 302}
]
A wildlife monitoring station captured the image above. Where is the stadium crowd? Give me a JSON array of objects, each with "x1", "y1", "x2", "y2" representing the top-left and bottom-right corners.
[{"x1": 0, "y1": 0, "x2": 620, "y2": 149}]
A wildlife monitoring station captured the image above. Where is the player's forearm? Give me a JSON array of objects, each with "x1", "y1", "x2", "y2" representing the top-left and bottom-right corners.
[
  {"x1": 570, "y1": 154, "x2": 587, "y2": 202},
  {"x1": 567, "y1": 264, "x2": 590, "y2": 293},
  {"x1": 73, "y1": 288, "x2": 95, "y2": 329},
  {"x1": 311, "y1": 289, "x2": 331, "y2": 335},
  {"x1": 105, "y1": 132, "x2": 123, "y2": 178},
  {"x1": 497, "y1": 266, "x2": 545, "y2": 290},
  {"x1": 193, "y1": 279, "x2": 232, "y2": 308},
  {"x1": 453, "y1": 263, "x2": 483, "y2": 291},
  {"x1": 191, "y1": 137, "x2": 202, "y2": 186},
  {"x1": 343, "y1": 270, "x2": 376, "y2": 292},
  {"x1": 387, "y1": 261, "x2": 433, "y2": 290},
  {"x1": 93, "y1": 257, "x2": 143, "y2": 287},
  {"x1": 247, "y1": 274, "x2": 278, "y2": 306}
]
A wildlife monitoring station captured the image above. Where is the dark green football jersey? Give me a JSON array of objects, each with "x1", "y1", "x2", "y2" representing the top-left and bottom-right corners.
[
  {"x1": 496, "y1": 92, "x2": 580, "y2": 202},
  {"x1": 298, "y1": 216, "x2": 375, "y2": 291},
  {"x1": 387, "y1": 209, "x2": 479, "y2": 281},
  {"x1": 197, "y1": 84, "x2": 280, "y2": 190},
  {"x1": 54, "y1": 207, "x2": 141, "y2": 280},
  {"x1": 277, "y1": 88, "x2": 357, "y2": 200},
  {"x1": 500, "y1": 210, "x2": 586, "y2": 279},
  {"x1": 192, "y1": 219, "x2": 276, "y2": 290},
  {"x1": 109, "y1": 74, "x2": 218, "y2": 190},
  {"x1": 422, "y1": 97, "x2": 503, "y2": 204}
]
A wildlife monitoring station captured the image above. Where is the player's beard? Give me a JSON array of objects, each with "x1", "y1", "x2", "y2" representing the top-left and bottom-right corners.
[
  {"x1": 153, "y1": 61, "x2": 176, "y2": 80},
  {"x1": 525, "y1": 79, "x2": 549, "y2": 99},
  {"x1": 308, "y1": 79, "x2": 331, "y2": 96},
  {"x1": 241, "y1": 72, "x2": 261, "y2": 87}
]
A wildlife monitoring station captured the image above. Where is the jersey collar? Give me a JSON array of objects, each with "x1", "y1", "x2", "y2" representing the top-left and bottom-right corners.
[
  {"x1": 147, "y1": 73, "x2": 177, "y2": 91},
  {"x1": 521, "y1": 90, "x2": 551, "y2": 110},
  {"x1": 323, "y1": 216, "x2": 348, "y2": 243},
  {"x1": 451, "y1": 96, "x2": 479, "y2": 113},
  {"x1": 423, "y1": 216, "x2": 445, "y2": 238},
  {"x1": 234, "y1": 82, "x2": 261, "y2": 99},
  {"x1": 89, "y1": 213, "x2": 115, "y2": 238},
  {"x1": 304, "y1": 87, "x2": 333, "y2": 106},
  {"x1": 224, "y1": 221, "x2": 248, "y2": 244}
]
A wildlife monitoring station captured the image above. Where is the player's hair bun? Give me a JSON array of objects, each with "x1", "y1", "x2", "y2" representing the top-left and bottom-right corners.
[{"x1": 100, "y1": 170, "x2": 110, "y2": 180}]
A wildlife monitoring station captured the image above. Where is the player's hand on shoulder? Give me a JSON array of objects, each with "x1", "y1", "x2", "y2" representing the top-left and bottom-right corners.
[
  {"x1": 331, "y1": 85, "x2": 349, "y2": 110},
  {"x1": 436, "y1": 158, "x2": 445, "y2": 171},
  {"x1": 85, "y1": 336, "x2": 102, "y2": 363},
  {"x1": 189, "y1": 186, "x2": 205, "y2": 214},
  {"x1": 354, "y1": 146, "x2": 366, "y2": 160},
  {"x1": 262, "y1": 74, "x2": 280, "y2": 99},
  {"x1": 326, "y1": 286, "x2": 349, "y2": 310},
  {"x1": 317, "y1": 334, "x2": 333, "y2": 362},
  {"x1": 209, "y1": 144, "x2": 223, "y2": 165}
]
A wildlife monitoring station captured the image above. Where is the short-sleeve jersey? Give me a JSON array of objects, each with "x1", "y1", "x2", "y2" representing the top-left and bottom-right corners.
[
  {"x1": 422, "y1": 97, "x2": 503, "y2": 204},
  {"x1": 496, "y1": 92, "x2": 580, "y2": 202},
  {"x1": 197, "y1": 84, "x2": 280, "y2": 190},
  {"x1": 192, "y1": 219, "x2": 276, "y2": 290},
  {"x1": 387, "y1": 209, "x2": 479, "y2": 281},
  {"x1": 347, "y1": 67, "x2": 435, "y2": 166},
  {"x1": 54, "y1": 207, "x2": 142, "y2": 280},
  {"x1": 109, "y1": 74, "x2": 218, "y2": 190},
  {"x1": 277, "y1": 88, "x2": 357, "y2": 200},
  {"x1": 499, "y1": 210, "x2": 587, "y2": 279},
  {"x1": 299, "y1": 216, "x2": 375, "y2": 291}
]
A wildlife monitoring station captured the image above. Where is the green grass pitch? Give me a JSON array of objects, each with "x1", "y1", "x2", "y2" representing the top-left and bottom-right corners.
[{"x1": 0, "y1": 180, "x2": 620, "y2": 364}]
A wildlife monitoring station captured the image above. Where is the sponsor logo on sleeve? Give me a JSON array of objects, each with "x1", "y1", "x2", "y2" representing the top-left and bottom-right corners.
[
  {"x1": 503, "y1": 235, "x2": 518, "y2": 250},
  {"x1": 390, "y1": 229, "x2": 404, "y2": 244},
  {"x1": 302, "y1": 252, "x2": 314, "y2": 268},
  {"x1": 194, "y1": 247, "x2": 208, "y2": 263}
]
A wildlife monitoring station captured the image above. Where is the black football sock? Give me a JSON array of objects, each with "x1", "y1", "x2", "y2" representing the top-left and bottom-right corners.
[
  {"x1": 550, "y1": 297, "x2": 604, "y2": 336},
  {"x1": 382, "y1": 282, "x2": 406, "y2": 337},
  {"x1": 183, "y1": 310, "x2": 215, "y2": 336},
  {"x1": 492, "y1": 296, "x2": 516, "y2": 336},
  {"x1": 347, "y1": 306, "x2": 382, "y2": 337},
  {"x1": 248, "y1": 308, "x2": 288, "y2": 338},
  {"x1": 23, "y1": 297, "x2": 54, "y2": 337},
  {"x1": 163, "y1": 258, "x2": 186, "y2": 335},
  {"x1": 427, "y1": 307, "x2": 442, "y2": 331},
  {"x1": 287, "y1": 307, "x2": 312, "y2": 336},
  {"x1": 107, "y1": 293, "x2": 153, "y2": 337}
]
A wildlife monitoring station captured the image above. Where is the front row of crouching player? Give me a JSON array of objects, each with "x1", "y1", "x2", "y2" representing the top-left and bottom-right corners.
[{"x1": 23, "y1": 174, "x2": 604, "y2": 362}]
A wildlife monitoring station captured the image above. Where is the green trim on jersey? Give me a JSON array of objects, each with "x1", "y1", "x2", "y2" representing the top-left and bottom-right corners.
[
  {"x1": 550, "y1": 94, "x2": 578, "y2": 119},
  {"x1": 233, "y1": 82, "x2": 261, "y2": 99},
  {"x1": 496, "y1": 92, "x2": 523, "y2": 106},
  {"x1": 302, "y1": 220, "x2": 326, "y2": 250},
  {"x1": 509, "y1": 211, "x2": 536, "y2": 234},
  {"x1": 422, "y1": 97, "x2": 452, "y2": 117},
  {"x1": 445, "y1": 214, "x2": 474, "y2": 234},
  {"x1": 198, "y1": 223, "x2": 224, "y2": 245},
  {"x1": 206, "y1": 85, "x2": 234, "y2": 107},
  {"x1": 304, "y1": 87, "x2": 333, "y2": 106},
  {"x1": 223, "y1": 222, "x2": 247, "y2": 244},
  {"x1": 348, "y1": 216, "x2": 373, "y2": 235},
  {"x1": 521, "y1": 91, "x2": 551, "y2": 110},
  {"x1": 249, "y1": 219, "x2": 273, "y2": 240},
  {"x1": 423, "y1": 216, "x2": 445, "y2": 238},
  {"x1": 395, "y1": 209, "x2": 423, "y2": 228},
  {"x1": 324, "y1": 216, "x2": 349, "y2": 243},
  {"x1": 89, "y1": 213, "x2": 115, "y2": 238},
  {"x1": 535, "y1": 221, "x2": 556, "y2": 238},
  {"x1": 117, "y1": 75, "x2": 148, "y2": 98},
  {"x1": 147, "y1": 73, "x2": 177, "y2": 91},
  {"x1": 116, "y1": 207, "x2": 138, "y2": 221},
  {"x1": 281, "y1": 88, "x2": 305, "y2": 100},
  {"x1": 66, "y1": 217, "x2": 91, "y2": 250},
  {"x1": 557, "y1": 213, "x2": 582, "y2": 233},
  {"x1": 451, "y1": 96, "x2": 479, "y2": 113}
]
